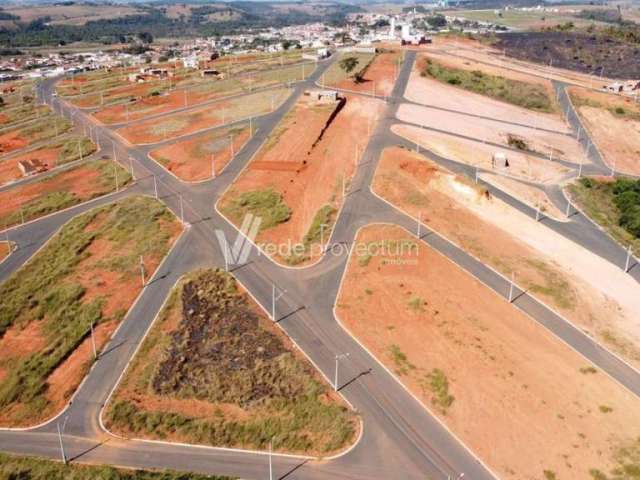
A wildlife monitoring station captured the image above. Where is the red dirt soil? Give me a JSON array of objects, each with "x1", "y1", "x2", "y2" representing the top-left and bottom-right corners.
[
  {"x1": 220, "y1": 94, "x2": 384, "y2": 265},
  {"x1": 0, "y1": 129, "x2": 29, "y2": 157},
  {"x1": 337, "y1": 223, "x2": 640, "y2": 479},
  {"x1": 149, "y1": 125, "x2": 251, "y2": 181},
  {"x1": 0, "y1": 241, "x2": 10, "y2": 263},
  {"x1": 0, "y1": 146, "x2": 60, "y2": 186},
  {"x1": 336, "y1": 51, "x2": 400, "y2": 97}
]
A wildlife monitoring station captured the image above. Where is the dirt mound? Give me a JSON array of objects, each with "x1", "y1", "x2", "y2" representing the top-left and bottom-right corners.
[{"x1": 152, "y1": 270, "x2": 310, "y2": 407}]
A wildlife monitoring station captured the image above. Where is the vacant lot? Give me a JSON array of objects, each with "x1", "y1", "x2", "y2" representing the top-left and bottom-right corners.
[
  {"x1": 0, "y1": 135, "x2": 96, "y2": 186},
  {"x1": 0, "y1": 102, "x2": 51, "y2": 128},
  {"x1": 118, "y1": 89, "x2": 290, "y2": 145},
  {"x1": 0, "y1": 197, "x2": 182, "y2": 426},
  {"x1": 106, "y1": 269, "x2": 357, "y2": 455},
  {"x1": 331, "y1": 50, "x2": 400, "y2": 97},
  {"x1": 420, "y1": 56, "x2": 555, "y2": 113},
  {"x1": 150, "y1": 123, "x2": 250, "y2": 182},
  {"x1": 569, "y1": 176, "x2": 640, "y2": 255},
  {"x1": 569, "y1": 86, "x2": 640, "y2": 175},
  {"x1": 321, "y1": 51, "x2": 377, "y2": 87},
  {"x1": 495, "y1": 31, "x2": 640, "y2": 78},
  {"x1": 219, "y1": 94, "x2": 384, "y2": 266},
  {"x1": 372, "y1": 146, "x2": 640, "y2": 368},
  {"x1": 337, "y1": 223, "x2": 640, "y2": 479},
  {"x1": 0, "y1": 159, "x2": 130, "y2": 229},
  {"x1": 392, "y1": 123, "x2": 570, "y2": 183},
  {"x1": 0, "y1": 116, "x2": 72, "y2": 157}
]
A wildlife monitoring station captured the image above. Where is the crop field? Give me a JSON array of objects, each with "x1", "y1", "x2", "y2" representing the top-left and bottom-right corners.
[
  {"x1": 0, "y1": 116, "x2": 72, "y2": 157},
  {"x1": 0, "y1": 196, "x2": 182, "y2": 427},
  {"x1": 94, "y1": 63, "x2": 312, "y2": 124},
  {"x1": 321, "y1": 51, "x2": 377, "y2": 87},
  {"x1": 106, "y1": 269, "x2": 357, "y2": 455},
  {"x1": 118, "y1": 88, "x2": 290, "y2": 145},
  {"x1": 0, "y1": 159, "x2": 130, "y2": 229},
  {"x1": 150, "y1": 123, "x2": 251, "y2": 181},
  {"x1": 337, "y1": 222, "x2": 640, "y2": 479},
  {"x1": 568, "y1": 87, "x2": 640, "y2": 175},
  {"x1": 219, "y1": 93, "x2": 384, "y2": 266},
  {"x1": 372, "y1": 146, "x2": 640, "y2": 369},
  {"x1": 0, "y1": 135, "x2": 96, "y2": 186}
]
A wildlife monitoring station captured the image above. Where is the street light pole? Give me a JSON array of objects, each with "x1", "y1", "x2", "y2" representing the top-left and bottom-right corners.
[
  {"x1": 271, "y1": 284, "x2": 286, "y2": 322},
  {"x1": 334, "y1": 353, "x2": 350, "y2": 391},
  {"x1": 57, "y1": 416, "x2": 68, "y2": 464}
]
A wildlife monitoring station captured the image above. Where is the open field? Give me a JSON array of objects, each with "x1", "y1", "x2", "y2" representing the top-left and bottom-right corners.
[
  {"x1": 0, "y1": 453, "x2": 233, "y2": 480},
  {"x1": 0, "y1": 159, "x2": 130, "y2": 229},
  {"x1": 3, "y1": 4, "x2": 147, "y2": 26},
  {"x1": 118, "y1": 88, "x2": 290, "y2": 145},
  {"x1": 321, "y1": 51, "x2": 377, "y2": 87},
  {"x1": 372, "y1": 146, "x2": 640, "y2": 368},
  {"x1": 150, "y1": 123, "x2": 251, "y2": 182},
  {"x1": 219, "y1": 93, "x2": 384, "y2": 266},
  {"x1": 328, "y1": 50, "x2": 400, "y2": 97},
  {"x1": 0, "y1": 135, "x2": 96, "y2": 186},
  {"x1": 569, "y1": 176, "x2": 640, "y2": 255},
  {"x1": 0, "y1": 196, "x2": 182, "y2": 427},
  {"x1": 568, "y1": 86, "x2": 640, "y2": 175},
  {"x1": 336, "y1": 222, "x2": 640, "y2": 479},
  {"x1": 0, "y1": 102, "x2": 51, "y2": 128},
  {"x1": 392, "y1": 124, "x2": 570, "y2": 183},
  {"x1": 419, "y1": 55, "x2": 555, "y2": 113},
  {"x1": 443, "y1": 7, "x2": 607, "y2": 30},
  {"x1": 93, "y1": 64, "x2": 310, "y2": 124},
  {"x1": 106, "y1": 269, "x2": 357, "y2": 455},
  {"x1": 0, "y1": 116, "x2": 72, "y2": 158}
]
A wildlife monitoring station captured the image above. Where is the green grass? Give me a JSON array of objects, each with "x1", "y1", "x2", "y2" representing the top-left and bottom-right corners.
[
  {"x1": 423, "y1": 368, "x2": 455, "y2": 413},
  {"x1": 57, "y1": 135, "x2": 97, "y2": 164},
  {"x1": 0, "y1": 159, "x2": 131, "y2": 228},
  {"x1": 421, "y1": 59, "x2": 554, "y2": 113},
  {"x1": 569, "y1": 177, "x2": 640, "y2": 256},
  {"x1": 0, "y1": 452, "x2": 234, "y2": 480},
  {"x1": 321, "y1": 52, "x2": 376, "y2": 86},
  {"x1": 0, "y1": 102, "x2": 51, "y2": 127},
  {"x1": 222, "y1": 188, "x2": 291, "y2": 232},
  {"x1": 107, "y1": 269, "x2": 356, "y2": 455},
  {"x1": 524, "y1": 258, "x2": 576, "y2": 310},
  {"x1": 389, "y1": 344, "x2": 415, "y2": 376},
  {"x1": 0, "y1": 196, "x2": 178, "y2": 423},
  {"x1": 589, "y1": 437, "x2": 640, "y2": 479},
  {"x1": 303, "y1": 204, "x2": 336, "y2": 246}
]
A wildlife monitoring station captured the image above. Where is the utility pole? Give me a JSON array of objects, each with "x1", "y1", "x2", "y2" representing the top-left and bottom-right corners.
[
  {"x1": 57, "y1": 416, "x2": 68, "y2": 464},
  {"x1": 624, "y1": 245, "x2": 633, "y2": 273},
  {"x1": 113, "y1": 162, "x2": 119, "y2": 192},
  {"x1": 129, "y1": 156, "x2": 135, "y2": 180},
  {"x1": 334, "y1": 353, "x2": 350, "y2": 391},
  {"x1": 90, "y1": 321, "x2": 97, "y2": 359},
  {"x1": 565, "y1": 199, "x2": 572, "y2": 218},
  {"x1": 269, "y1": 439, "x2": 274, "y2": 480},
  {"x1": 211, "y1": 152, "x2": 216, "y2": 178},
  {"x1": 508, "y1": 272, "x2": 516, "y2": 303},
  {"x1": 535, "y1": 206, "x2": 541, "y2": 222},
  {"x1": 179, "y1": 194, "x2": 185, "y2": 225},
  {"x1": 153, "y1": 175, "x2": 158, "y2": 199},
  {"x1": 78, "y1": 138, "x2": 83, "y2": 162},
  {"x1": 271, "y1": 284, "x2": 286, "y2": 322},
  {"x1": 416, "y1": 211, "x2": 422, "y2": 238},
  {"x1": 249, "y1": 117, "x2": 253, "y2": 137},
  {"x1": 140, "y1": 255, "x2": 145, "y2": 286}
]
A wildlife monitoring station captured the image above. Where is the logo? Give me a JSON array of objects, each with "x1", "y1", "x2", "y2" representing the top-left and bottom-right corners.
[{"x1": 215, "y1": 214, "x2": 262, "y2": 266}]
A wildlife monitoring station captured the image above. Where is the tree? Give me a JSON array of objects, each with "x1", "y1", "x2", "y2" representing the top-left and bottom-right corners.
[
  {"x1": 426, "y1": 15, "x2": 447, "y2": 28},
  {"x1": 137, "y1": 31, "x2": 153, "y2": 44},
  {"x1": 339, "y1": 56, "x2": 359, "y2": 75}
]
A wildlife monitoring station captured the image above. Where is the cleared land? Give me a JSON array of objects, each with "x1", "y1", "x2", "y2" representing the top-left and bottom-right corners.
[
  {"x1": 0, "y1": 453, "x2": 233, "y2": 480},
  {"x1": 321, "y1": 51, "x2": 376, "y2": 87},
  {"x1": 569, "y1": 86, "x2": 640, "y2": 175},
  {"x1": 219, "y1": 94, "x2": 384, "y2": 266},
  {"x1": 0, "y1": 197, "x2": 182, "y2": 427},
  {"x1": 372, "y1": 146, "x2": 640, "y2": 368},
  {"x1": 443, "y1": 7, "x2": 607, "y2": 30},
  {"x1": 569, "y1": 176, "x2": 640, "y2": 255},
  {"x1": 150, "y1": 123, "x2": 251, "y2": 182},
  {"x1": 419, "y1": 55, "x2": 555, "y2": 113},
  {"x1": 0, "y1": 135, "x2": 96, "y2": 186},
  {"x1": 0, "y1": 116, "x2": 72, "y2": 157},
  {"x1": 328, "y1": 50, "x2": 400, "y2": 97},
  {"x1": 0, "y1": 241, "x2": 11, "y2": 263},
  {"x1": 118, "y1": 88, "x2": 290, "y2": 145},
  {"x1": 392, "y1": 123, "x2": 570, "y2": 183},
  {"x1": 0, "y1": 102, "x2": 51, "y2": 128},
  {"x1": 0, "y1": 159, "x2": 130, "y2": 229},
  {"x1": 106, "y1": 269, "x2": 357, "y2": 455},
  {"x1": 3, "y1": 4, "x2": 147, "y2": 25},
  {"x1": 336, "y1": 223, "x2": 640, "y2": 480}
]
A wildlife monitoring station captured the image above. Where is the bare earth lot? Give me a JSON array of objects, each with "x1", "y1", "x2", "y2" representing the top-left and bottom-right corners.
[
  {"x1": 117, "y1": 89, "x2": 290, "y2": 145},
  {"x1": 105, "y1": 269, "x2": 357, "y2": 455},
  {"x1": 219, "y1": 94, "x2": 384, "y2": 266},
  {"x1": 336, "y1": 223, "x2": 640, "y2": 480},
  {"x1": 569, "y1": 86, "x2": 640, "y2": 175},
  {"x1": 335, "y1": 50, "x2": 401, "y2": 97},
  {"x1": 0, "y1": 197, "x2": 182, "y2": 427},
  {"x1": 372, "y1": 146, "x2": 640, "y2": 368},
  {"x1": 149, "y1": 124, "x2": 251, "y2": 182},
  {"x1": 0, "y1": 242, "x2": 11, "y2": 263}
]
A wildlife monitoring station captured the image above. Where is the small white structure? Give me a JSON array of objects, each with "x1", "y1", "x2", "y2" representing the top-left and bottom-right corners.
[{"x1": 305, "y1": 89, "x2": 339, "y2": 104}]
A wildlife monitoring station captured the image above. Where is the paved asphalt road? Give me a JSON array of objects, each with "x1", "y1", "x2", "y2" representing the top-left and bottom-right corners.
[{"x1": 0, "y1": 48, "x2": 638, "y2": 480}]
